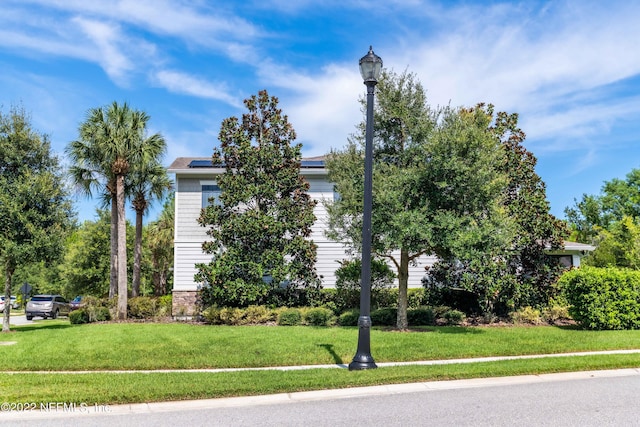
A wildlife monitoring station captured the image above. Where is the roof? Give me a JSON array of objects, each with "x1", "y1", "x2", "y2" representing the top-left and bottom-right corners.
[
  {"x1": 544, "y1": 241, "x2": 596, "y2": 253},
  {"x1": 562, "y1": 241, "x2": 596, "y2": 252},
  {"x1": 168, "y1": 156, "x2": 327, "y2": 175}
]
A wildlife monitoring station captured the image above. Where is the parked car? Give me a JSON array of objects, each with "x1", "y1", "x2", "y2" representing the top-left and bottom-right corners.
[
  {"x1": 0, "y1": 296, "x2": 19, "y2": 310},
  {"x1": 25, "y1": 295, "x2": 70, "y2": 320},
  {"x1": 69, "y1": 296, "x2": 84, "y2": 311}
]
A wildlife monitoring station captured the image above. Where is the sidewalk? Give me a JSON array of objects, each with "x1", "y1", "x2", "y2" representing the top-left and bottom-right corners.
[{"x1": 4, "y1": 348, "x2": 640, "y2": 374}]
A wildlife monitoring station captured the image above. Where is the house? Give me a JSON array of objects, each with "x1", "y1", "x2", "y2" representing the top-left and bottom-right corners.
[
  {"x1": 168, "y1": 156, "x2": 437, "y2": 316},
  {"x1": 168, "y1": 156, "x2": 594, "y2": 317},
  {"x1": 547, "y1": 241, "x2": 596, "y2": 268}
]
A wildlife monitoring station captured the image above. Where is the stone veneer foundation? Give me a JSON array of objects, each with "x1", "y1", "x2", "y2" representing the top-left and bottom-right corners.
[{"x1": 172, "y1": 290, "x2": 198, "y2": 319}]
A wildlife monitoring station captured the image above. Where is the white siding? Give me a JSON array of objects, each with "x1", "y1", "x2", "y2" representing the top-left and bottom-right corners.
[{"x1": 172, "y1": 169, "x2": 437, "y2": 292}]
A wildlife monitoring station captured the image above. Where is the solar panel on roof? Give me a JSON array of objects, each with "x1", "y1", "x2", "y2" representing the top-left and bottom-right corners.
[
  {"x1": 300, "y1": 160, "x2": 325, "y2": 168},
  {"x1": 188, "y1": 160, "x2": 214, "y2": 168},
  {"x1": 188, "y1": 159, "x2": 324, "y2": 168}
]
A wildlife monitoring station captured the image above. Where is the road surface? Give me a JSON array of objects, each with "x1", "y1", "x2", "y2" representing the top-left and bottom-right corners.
[{"x1": 3, "y1": 369, "x2": 640, "y2": 426}]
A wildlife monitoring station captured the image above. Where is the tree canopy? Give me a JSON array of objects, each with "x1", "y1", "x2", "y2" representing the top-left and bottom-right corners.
[
  {"x1": 1, "y1": 106, "x2": 74, "y2": 332},
  {"x1": 566, "y1": 168, "x2": 640, "y2": 244},
  {"x1": 327, "y1": 70, "x2": 567, "y2": 323},
  {"x1": 326, "y1": 71, "x2": 512, "y2": 327},
  {"x1": 197, "y1": 90, "x2": 320, "y2": 307},
  {"x1": 67, "y1": 102, "x2": 165, "y2": 319}
]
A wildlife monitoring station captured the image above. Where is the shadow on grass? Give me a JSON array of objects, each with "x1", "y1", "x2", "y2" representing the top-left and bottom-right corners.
[
  {"x1": 9, "y1": 323, "x2": 73, "y2": 333},
  {"x1": 435, "y1": 326, "x2": 484, "y2": 334},
  {"x1": 317, "y1": 343, "x2": 343, "y2": 365},
  {"x1": 375, "y1": 326, "x2": 484, "y2": 334}
]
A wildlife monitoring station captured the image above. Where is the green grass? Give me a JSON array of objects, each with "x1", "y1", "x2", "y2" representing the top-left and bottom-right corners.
[{"x1": 1, "y1": 320, "x2": 640, "y2": 404}]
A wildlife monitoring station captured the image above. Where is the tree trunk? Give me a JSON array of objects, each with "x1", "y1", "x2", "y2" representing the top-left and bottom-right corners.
[
  {"x1": 110, "y1": 195, "x2": 118, "y2": 298},
  {"x1": 116, "y1": 174, "x2": 128, "y2": 320},
  {"x1": 132, "y1": 207, "x2": 143, "y2": 297},
  {"x1": 2, "y1": 267, "x2": 13, "y2": 333},
  {"x1": 396, "y1": 249, "x2": 409, "y2": 330}
]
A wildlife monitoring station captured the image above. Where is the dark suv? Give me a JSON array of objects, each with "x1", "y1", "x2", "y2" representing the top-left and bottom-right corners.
[{"x1": 26, "y1": 295, "x2": 70, "y2": 320}]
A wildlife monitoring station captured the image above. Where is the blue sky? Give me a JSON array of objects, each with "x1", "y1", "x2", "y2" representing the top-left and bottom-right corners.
[{"x1": 2, "y1": 0, "x2": 640, "y2": 223}]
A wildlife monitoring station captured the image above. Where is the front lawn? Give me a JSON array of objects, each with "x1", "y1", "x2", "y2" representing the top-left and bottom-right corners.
[{"x1": 1, "y1": 321, "x2": 639, "y2": 404}]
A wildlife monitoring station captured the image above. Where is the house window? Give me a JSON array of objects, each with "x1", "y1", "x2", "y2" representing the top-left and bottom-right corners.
[
  {"x1": 550, "y1": 255, "x2": 573, "y2": 268},
  {"x1": 202, "y1": 184, "x2": 221, "y2": 207}
]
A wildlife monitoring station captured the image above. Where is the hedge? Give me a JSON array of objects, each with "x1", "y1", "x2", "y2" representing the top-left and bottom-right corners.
[{"x1": 558, "y1": 266, "x2": 640, "y2": 330}]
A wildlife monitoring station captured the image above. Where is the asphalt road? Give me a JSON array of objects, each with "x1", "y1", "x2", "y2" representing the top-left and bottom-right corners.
[{"x1": 3, "y1": 369, "x2": 640, "y2": 427}]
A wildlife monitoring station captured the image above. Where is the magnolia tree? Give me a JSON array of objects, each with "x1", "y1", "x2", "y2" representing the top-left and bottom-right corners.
[{"x1": 196, "y1": 90, "x2": 320, "y2": 307}]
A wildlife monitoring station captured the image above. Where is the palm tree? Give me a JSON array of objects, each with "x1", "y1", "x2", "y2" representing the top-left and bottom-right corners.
[
  {"x1": 129, "y1": 157, "x2": 172, "y2": 297},
  {"x1": 67, "y1": 130, "x2": 118, "y2": 298},
  {"x1": 68, "y1": 102, "x2": 163, "y2": 319}
]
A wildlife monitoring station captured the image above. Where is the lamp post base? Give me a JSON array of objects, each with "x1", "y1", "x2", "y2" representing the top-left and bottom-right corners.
[
  {"x1": 348, "y1": 315, "x2": 377, "y2": 371},
  {"x1": 348, "y1": 357, "x2": 377, "y2": 371}
]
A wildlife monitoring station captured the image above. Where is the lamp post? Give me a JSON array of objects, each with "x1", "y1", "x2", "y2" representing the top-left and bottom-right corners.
[{"x1": 349, "y1": 46, "x2": 382, "y2": 371}]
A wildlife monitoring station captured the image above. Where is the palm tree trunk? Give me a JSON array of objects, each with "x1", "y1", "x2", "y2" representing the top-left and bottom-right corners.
[
  {"x1": 132, "y1": 208, "x2": 143, "y2": 297},
  {"x1": 110, "y1": 195, "x2": 118, "y2": 299},
  {"x1": 116, "y1": 174, "x2": 128, "y2": 320}
]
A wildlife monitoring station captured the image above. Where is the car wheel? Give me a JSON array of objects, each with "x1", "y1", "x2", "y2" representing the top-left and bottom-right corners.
[
  {"x1": 26, "y1": 315, "x2": 33, "y2": 320},
  {"x1": 52, "y1": 309, "x2": 59, "y2": 319}
]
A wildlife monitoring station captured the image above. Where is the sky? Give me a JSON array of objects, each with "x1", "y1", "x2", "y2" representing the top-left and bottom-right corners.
[{"x1": 2, "y1": 0, "x2": 640, "y2": 224}]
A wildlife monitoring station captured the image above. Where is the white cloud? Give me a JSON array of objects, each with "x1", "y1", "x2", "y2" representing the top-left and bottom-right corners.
[
  {"x1": 154, "y1": 70, "x2": 243, "y2": 108},
  {"x1": 71, "y1": 17, "x2": 134, "y2": 83},
  {"x1": 259, "y1": 62, "x2": 364, "y2": 156},
  {"x1": 341, "y1": 2, "x2": 640, "y2": 156},
  {"x1": 11, "y1": 0, "x2": 261, "y2": 48}
]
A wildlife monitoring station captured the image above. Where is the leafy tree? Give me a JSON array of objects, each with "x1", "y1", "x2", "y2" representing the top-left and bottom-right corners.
[
  {"x1": 58, "y1": 210, "x2": 112, "y2": 297},
  {"x1": 68, "y1": 102, "x2": 164, "y2": 319},
  {"x1": 566, "y1": 169, "x2": 640, "y2": 244},
  {"x1": 492, "y1": 110, "x2": 569, "y2": 309},
  {"x1": 58, "y1": 210, "x2": 140, "y2": 298},
  {"x1": 1, "y1": 106, "x2": 74, "y2": 332},
  {"x1": 129, "y1": 149, "x2": 172, "y2": 297},
  {"x1": 326, "y1": 71, "x2": 512, "y2": 328},
  {"x1": 196, "y1": 90, "x2": 320, "y2": 307},
  {"x1": 583, "y1": 216, "x2": 640, "y2": 269},
  {"x1": 146, "y1": 195, "x2": 174, "y2": 295}
]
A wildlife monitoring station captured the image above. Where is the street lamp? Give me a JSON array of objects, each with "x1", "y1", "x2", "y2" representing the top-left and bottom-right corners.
[{"x1": 349, "y1": 46, "x2": 383, "y2": 371}]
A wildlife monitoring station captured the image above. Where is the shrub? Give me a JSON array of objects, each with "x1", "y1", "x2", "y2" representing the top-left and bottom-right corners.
[
  {"x1": 157, "y1": 295, "x2": 173, "y2": 317},
  {"x1": 443, "y1": 309, "x2": 465, "y2": 326},
  {"x1": 69, "y1": 309, "x2": 89, "y2": 324},
  {"x1": 218, "y1": 307, "x2": 244, "y2": 325},
  {"x1": 370, "y1": 307, "x2": 396, "y2": 326},
  {"x1": 243, "y1": 305, "x2": 277, "y2": 324},
  {"x1": 542, "y1": 303, "x2": 571, "y2": 324},
  {"x1": 72, "y1": 296, "x2": 111, "y2": 323},
  {"x1": 277, "y1": 308, "x2": 302, "y2": 326},
  {"x1": 511, "y1": 306, "x2": 543, "y2": 325},
  {"x1": 338, "y1": 309, "x2": 360, "y2": 326},
  {"x1": 407, "y1": 289, "x2": 425, "y2": 309},
  {"x1": 407, "y1": 307, "x2": 435, "y2": 326},
  {"x1": 303, "y1": 307, "x2": 334, "y2": 326},
  {"x1": 334, "y1": 258, "x2": 395, "y2": 312},
  {"x1": 559, "y1": 266, "x2": 640, "y2": 330},
  {"x1": 91, "y1": 307, "x2": 111, "y2": 322},
  {"x1": 128, "y1": 297, "x2": 158, "y2": 319},
  {"x1": 202, "y1": 306, "x2": 222, "y2": 325}
]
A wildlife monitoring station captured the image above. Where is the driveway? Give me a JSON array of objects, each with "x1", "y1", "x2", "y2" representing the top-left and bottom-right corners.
[{"x1": 7, "y1": 314, "x2": 33, "y2": 326}]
